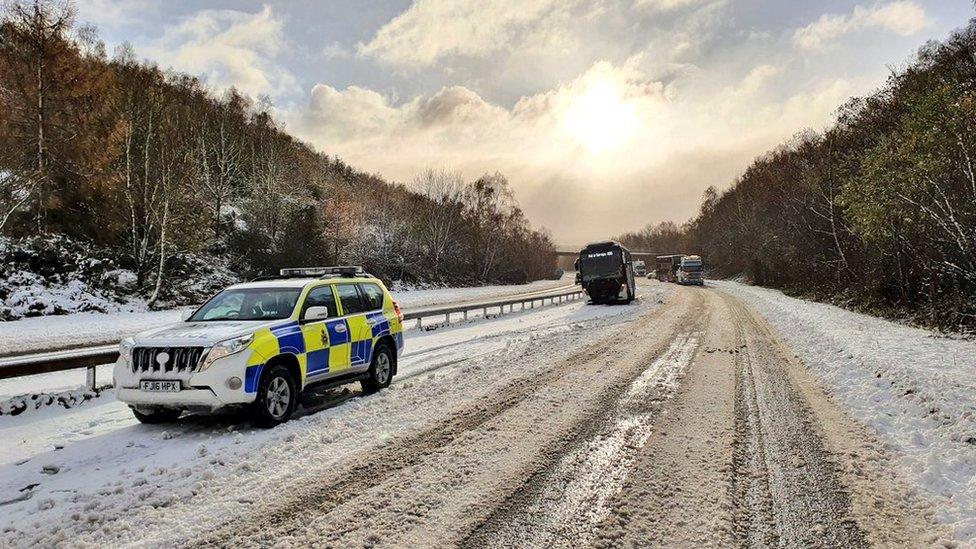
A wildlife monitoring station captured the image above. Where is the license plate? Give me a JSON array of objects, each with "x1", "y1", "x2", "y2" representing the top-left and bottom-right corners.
[{"x1": 140, "y1": 380, "x2": 181, "y2": 392}]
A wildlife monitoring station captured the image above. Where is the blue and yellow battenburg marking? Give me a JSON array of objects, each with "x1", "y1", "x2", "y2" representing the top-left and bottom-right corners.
[{"x1": 242, "y1": 292, "x2": 403, "y2": 393}]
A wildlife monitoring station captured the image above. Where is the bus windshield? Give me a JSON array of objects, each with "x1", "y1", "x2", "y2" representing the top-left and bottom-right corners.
[
  {"x1": 681, "y1": 261, "x2": 703, "y2": 272},
  {"x1": 580, "y1": 250, "x2": 622, "y2": 280}
]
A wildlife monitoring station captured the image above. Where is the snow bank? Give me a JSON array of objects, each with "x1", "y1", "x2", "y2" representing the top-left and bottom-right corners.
[
  {"x1": 0, "y1": 387, "x2": 107, "y2": 417},
  {"x1": 0, "y1": 236, "x2": 237, "y2": 322},
  {"x1": 0, "y1": 310, "x2": 185, "y2": 356},
  {"x1": 717, "y1": 281, "x2": 976, "y2": 544},
  {"x1": 390, "y1": 274, "x2": 571, "y2": 309}
]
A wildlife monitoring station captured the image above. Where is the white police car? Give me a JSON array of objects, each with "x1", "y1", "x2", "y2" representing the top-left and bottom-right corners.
[{"x1": 113, "y1": 267, "x2": 405, "y2": 426}]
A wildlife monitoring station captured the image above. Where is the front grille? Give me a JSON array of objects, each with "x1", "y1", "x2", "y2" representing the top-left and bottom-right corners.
[{"x1": 132, "y1": 347, "x2": 206, "y2": 374}]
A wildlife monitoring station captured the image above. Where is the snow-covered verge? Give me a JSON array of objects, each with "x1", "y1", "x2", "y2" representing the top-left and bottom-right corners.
[
  {"x1": 0, "y1": 386, "x2": 109, "y2": 417},
  {"x1": 716, "y1": 280, "x2": 976, "y2": 544},
  {"x1": 389, "y1": 273, "x2": 571, "y2": 310},
  {"x1": 0, "y1": 285, "x2": 666, "y2": 547},
  {"x1": 0, "y1": 236, "x2": 236, "y2": 322},
  {"x1": 0, "y1": 237, "x2": 141, "y2": 320},
  {"x1": 0, "y1": 310, "x2": 186, "y2": 357}
]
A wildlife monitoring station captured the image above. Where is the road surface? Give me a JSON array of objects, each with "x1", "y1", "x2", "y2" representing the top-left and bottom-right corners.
[{"x1": 0, "y1": 280, "x2": 950, "y2": 547}]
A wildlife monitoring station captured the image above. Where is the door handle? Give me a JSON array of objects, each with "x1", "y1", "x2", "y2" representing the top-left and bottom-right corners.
[{"x1": 334, "y1": 324, "x2": 347, "y2": 333}]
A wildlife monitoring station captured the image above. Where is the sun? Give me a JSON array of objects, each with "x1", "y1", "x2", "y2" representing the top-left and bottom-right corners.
[{"x1": 562, "y1": 77, "x2": 639, "y2": 154}]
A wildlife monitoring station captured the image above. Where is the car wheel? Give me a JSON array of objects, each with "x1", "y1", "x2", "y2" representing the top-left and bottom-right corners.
[
  {"x1": 361, "y1": 343, "x2": 395, "y2": 394},
  {"x1": 131, "y1": 407, "x2": 182, "y2": 424},
  {"x1": 251, "y1": 364, "x2": 297, "y2": 427}
]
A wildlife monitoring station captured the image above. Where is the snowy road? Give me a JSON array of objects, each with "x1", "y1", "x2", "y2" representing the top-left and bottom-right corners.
[{"x1": 0, "y1": 280, "x2": 966, "y2": 547}]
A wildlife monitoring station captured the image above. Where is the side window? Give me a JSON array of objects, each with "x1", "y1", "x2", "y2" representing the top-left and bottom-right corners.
[
  {"x1": 302, "y1": 286, "x2": 337, "y2": 319},
  {"x1": 359, "y1": 283, "x2": 384, "y2": 310},
  {"x1": 335, "y1": 284, "x2": 366, "y2": 315}
]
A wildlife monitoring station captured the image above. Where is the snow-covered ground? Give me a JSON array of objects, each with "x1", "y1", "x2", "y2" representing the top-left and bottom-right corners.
[
  {"x1": 716, "y1": 281, "x2": 976, "y2": 544},
  {"x1": 0, "y1": 276, "x2": 572, "y2": 357},
  {"x1": 0, "y1": 283, "x2": 664, "y2": 547}
]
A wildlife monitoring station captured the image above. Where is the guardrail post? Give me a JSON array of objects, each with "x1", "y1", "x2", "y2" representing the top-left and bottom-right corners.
[
  {"x1": 463, "y1": 310, "x2": 468, "y2": 321},
  {"x1": 86, "y1": 366, "x2": 96, "y2": 391},
  {"x1": 417, "y1": 317, "x2": 423, "y2": 330}
]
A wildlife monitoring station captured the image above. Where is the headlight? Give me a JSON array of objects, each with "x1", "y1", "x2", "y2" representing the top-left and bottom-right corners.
[
  {"x1": 199, "y1": 334, "x2": 254, "y2": 371},
  {"x1": 119, "y1": 337, "x2": 135, "y2": 364}
]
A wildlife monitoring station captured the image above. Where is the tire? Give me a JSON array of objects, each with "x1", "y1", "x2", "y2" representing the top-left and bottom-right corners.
[
  {"x1": 131, "y1": 407, "x2": 182, "y2": 424},
  {"x1": 361, "y1": 343, "x2": 395, "y2": 394},
  {"x1": 250, "y1": 364, "x2": 297, "y2": 428},
  {"x1": 625, "y1": 284, "x2": 635, "y2": 304}
]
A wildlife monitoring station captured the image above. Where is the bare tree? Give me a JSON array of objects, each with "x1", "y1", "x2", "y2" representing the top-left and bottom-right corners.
[
  {"x1": 412, "y1": 168, "x2": 465, "y2": 274},
  {"x1": 195, "y1": 111, "x2": 243, "y2": 241},
  {"x1": 2, "y1": 0, "x2": 74, "y2": 230},
  {"x1": 0, "y1": 169, "x2": 38, "y2": 231}
]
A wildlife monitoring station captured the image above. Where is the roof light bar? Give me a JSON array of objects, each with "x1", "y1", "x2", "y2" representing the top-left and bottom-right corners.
[{"x1": 278, "y1": 266, "x2": 367, "y2": 278}]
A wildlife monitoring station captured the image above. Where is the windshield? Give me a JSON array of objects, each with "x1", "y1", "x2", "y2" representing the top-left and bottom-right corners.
[
  {"x1": 681, "y1": 261, "x2": 703, "y2": 272},
  {"x1": 189, "y1": 287, "x2": 302, "y2": 321},
  {"x1": 580, "y1": 250, "x2": 622, "y2": 280}
]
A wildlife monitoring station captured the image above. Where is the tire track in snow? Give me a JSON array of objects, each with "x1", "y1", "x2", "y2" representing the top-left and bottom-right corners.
[
  {"x1": 724, "y1": 292, "x2": 868, "y2": 548},
  {"x1": 463, "y1": 330, "x2": 703, "y2": 548}
]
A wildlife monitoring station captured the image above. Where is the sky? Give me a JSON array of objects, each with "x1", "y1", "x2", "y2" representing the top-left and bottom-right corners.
[{"x1": 77, "y1": 0, "x2": 974, "y2": 246}]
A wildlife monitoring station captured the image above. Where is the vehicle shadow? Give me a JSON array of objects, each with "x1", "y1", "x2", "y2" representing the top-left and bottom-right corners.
[{"x1": 170, "y1": 383, "x2": 361, "y2": 429}]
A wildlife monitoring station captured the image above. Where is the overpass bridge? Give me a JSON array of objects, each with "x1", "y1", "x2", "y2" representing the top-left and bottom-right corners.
[
  {"x1": 553, "y1": 249, "x2": 661, "y2": 260},
  {"x1": 552, "y1": 248, "x2": 664, "y2": 271}
]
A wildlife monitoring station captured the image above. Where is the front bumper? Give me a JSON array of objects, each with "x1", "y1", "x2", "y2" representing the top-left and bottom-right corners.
[
  {"x1": 113, "y1": 349, "x2": 264, "y2": 411},
  {"x1": 116, "y1": 387, "x2": 228, "y2": 411}
]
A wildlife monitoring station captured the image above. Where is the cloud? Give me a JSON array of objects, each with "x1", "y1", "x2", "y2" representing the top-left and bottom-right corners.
[
  {"x1": 288, "y1": 0, "x2": 910, "y2": 242},
  {"x1": 139, "y1": 6, "x2": 299, "y2": 98},
  {"x1": 75, "y1": 0, "x2": 152, "y2": 29},
  {"x1": 793, "y1": 1, "x2": 931, "y2": 52},
  {"x1": 632, "y1": 0, "x2": 710, "y2": 13},
  {"x1": 290, "y1": 54, "x2": 853, "y2": 242},
  {"x1": 321, "y1": 41, "x2": 351, "y2": 60},
  {"x1": 357, "y1": 0, "x2": 593, "y2": 68}
]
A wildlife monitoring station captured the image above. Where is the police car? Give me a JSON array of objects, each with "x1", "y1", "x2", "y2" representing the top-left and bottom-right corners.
[{"x1": 113, "y1": 267, "x2": 404, "y2": 427}]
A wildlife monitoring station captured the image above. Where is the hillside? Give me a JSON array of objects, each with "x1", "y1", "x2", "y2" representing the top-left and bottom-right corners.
[
  {"x1": 0, "y1": 1, "x2": 555, "y2": 319},
  {"x1": 619, "y1": 20, "x2": 976, "y2": 333}
]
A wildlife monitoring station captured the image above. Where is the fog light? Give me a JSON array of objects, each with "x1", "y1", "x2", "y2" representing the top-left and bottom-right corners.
[{"x1": 227, "y1": 376, "x2": 243, "y2": 390}]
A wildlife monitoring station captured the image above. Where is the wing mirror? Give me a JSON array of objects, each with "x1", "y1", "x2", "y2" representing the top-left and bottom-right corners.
[
  {"x1": 304, "y1": 306, "x2": 330, "y2": 322},
  {"x1": 180, "y1": 309, "x2": 194, "y2": 321}
]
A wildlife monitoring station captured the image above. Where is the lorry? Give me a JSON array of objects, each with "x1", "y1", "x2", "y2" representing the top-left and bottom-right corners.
[
  {"x1": 655, "y1": 255, "x2": 684, "y2": 283},
  {"x1": 633, "y1": 260, "x2": 646, "y2": 277},
  {"x1": 574, "y1": 240, "x2": 636, "y2": 304},
  {"x1": 677, "y1": 255, "x2": 705, "y2": 285}
]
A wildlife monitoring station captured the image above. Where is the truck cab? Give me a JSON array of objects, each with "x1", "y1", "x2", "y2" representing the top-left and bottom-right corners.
[
  {"x1": 655, "y1": 255, "x2": 684, "y2": 283},
  {"x1": 677, "y1": 255, "x2": 705, "y2": 286},
  {"x1": 576, "y1": 241, "x2": 636, "y2": 304}
]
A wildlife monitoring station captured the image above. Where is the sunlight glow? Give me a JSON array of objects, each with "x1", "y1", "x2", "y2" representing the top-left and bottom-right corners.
[{"x1": 562, "y1": 77, "x2": 639, "y2": 154}]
